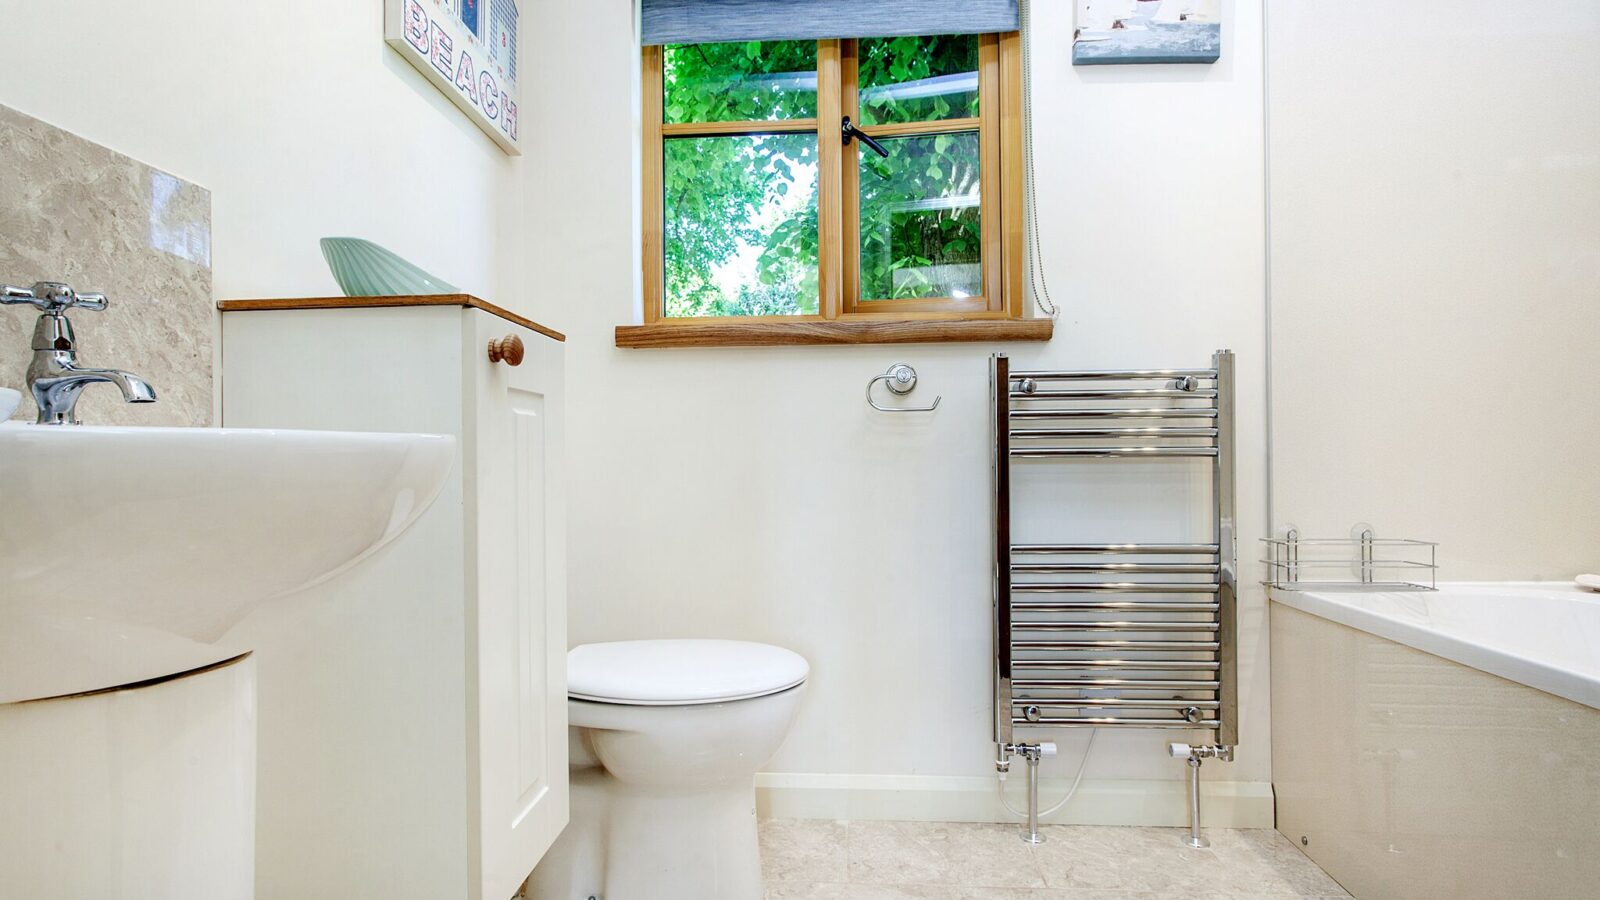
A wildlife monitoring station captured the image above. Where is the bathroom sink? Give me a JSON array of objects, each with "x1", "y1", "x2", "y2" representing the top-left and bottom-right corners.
[{"x1": 0, "y1": 425, "x2": 454, "y2": 702}]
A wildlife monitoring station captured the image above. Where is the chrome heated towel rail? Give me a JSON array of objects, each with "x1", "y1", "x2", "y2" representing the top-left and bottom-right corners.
[{"x1": 992, "y1": 351, "x2": 1237, "y2": 846}]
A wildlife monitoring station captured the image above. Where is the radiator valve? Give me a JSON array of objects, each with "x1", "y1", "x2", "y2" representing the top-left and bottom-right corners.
[{"x1": 1168, "y1": 743, "x2": 1233, "y2": 762}]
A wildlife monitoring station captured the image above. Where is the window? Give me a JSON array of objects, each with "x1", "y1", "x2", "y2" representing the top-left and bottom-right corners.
[{"x1": 627, "y1": 31, "x2": 1049, "y2": 347}]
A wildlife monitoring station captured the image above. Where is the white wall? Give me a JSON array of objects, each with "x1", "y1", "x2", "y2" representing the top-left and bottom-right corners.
[
  {"x1": 2, "y1": 0, "x2": 1274, "y2": 824},
  {"x1": 517, "y1": 0, "x2": 1272, "y2": 822},
  {"x1": 1267, "y1": 1, "x2": 1600, "y2": 580},
  {"x1": 0, "y1": 0, "x2": 512, "y2": 308}
]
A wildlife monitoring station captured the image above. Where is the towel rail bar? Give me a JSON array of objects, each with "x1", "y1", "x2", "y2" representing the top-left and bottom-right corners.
[
  {"x1": 1012, "y1": 583, "x2": 1221, "y2": 594},
  {"x1": 1013, "y1": 698, "x2": 1222, "y2": 710},
  {"x1": 1012, "y1": 543, "x2": 1219, "y2": 555},
  {"x1": 993, "y1": 349, "x2": 1237, "y2": 768},
  {"x1": 1011, "y1": 659, "x2": 1220, "y2": 670},
  {"x1": 1011, "y1": 621, "x2": 1220, "y2": 633},
  {"x1": 1010, "y1": 368, "x2": 1216, "y2": 381},
  {"x1": 1014, "y1": 717, "x2": 1222, "y2": 728},
  {"x1": 1011, "y1": 388, "x2": 1217, "y2": 401},
  {"x1": 1013, "y1": 601, "x2": 1220, "y2": 613},
  {"x1": 1010, "y1": 408, "x2": 1219, "y2": 420},
  {"x1": 1012, "y1": 563, "x2": 1220, "y2": 575},
  {"x1": 1013, "y1": 678, "x2": 1221, "y2": 690},
  {"x1": 1011, "y1": 427, "x2": 1219, "y2": 439},
  {"x1": 1011, "y1": 447, "x2": 1218, "y2": 459},
  {"x1": 1011, "y1": 639, "x2": 1221, "y2": 651}
]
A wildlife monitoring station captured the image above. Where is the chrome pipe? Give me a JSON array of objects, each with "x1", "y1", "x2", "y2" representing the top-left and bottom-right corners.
[
  {"x1": 1024, "y1": 748, "x2": 1042, "y2": 844},
  {"x1": 992, "y1": 354, "x2": 1014, "y2": 749},
  {"x1": 1213, "y1": 349, "x2": 1239, "y2": 749},
  {"x1": 1186, "y1": 755, "x2": 1207, "y2": 848}
]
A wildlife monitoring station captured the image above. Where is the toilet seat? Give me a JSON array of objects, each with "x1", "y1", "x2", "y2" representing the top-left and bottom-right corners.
[{"x1": 568, "y1": 639, "x2": 808, "y2": 706}]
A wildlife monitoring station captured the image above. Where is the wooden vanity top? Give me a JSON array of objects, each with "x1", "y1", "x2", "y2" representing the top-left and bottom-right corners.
[{"x1": 218, "y1": 294, "x2": 566, "y2": 343}]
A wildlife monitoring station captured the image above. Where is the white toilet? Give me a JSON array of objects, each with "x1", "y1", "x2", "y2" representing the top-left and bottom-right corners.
[{"x1": 526, "y1": 639, "x2": 808, "y2": 900}]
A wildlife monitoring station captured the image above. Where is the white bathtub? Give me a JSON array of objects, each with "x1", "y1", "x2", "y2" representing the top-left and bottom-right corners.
[
  {"x1": 1270, "y1": 582, "x2": 1600, "y2": 899},
  {"x1": 1271, "y1": 582, "x2": 1600, "y2": 710}
]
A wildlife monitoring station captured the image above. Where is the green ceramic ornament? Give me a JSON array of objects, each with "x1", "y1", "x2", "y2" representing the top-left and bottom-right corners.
[{"x1": 319, "y1": 237, "x2": 458, "y2": 296}]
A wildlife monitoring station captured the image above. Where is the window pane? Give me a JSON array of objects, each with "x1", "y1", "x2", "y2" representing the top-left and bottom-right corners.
[
  {"x1": 663, "y1": 41, "x2": 818, "y2": 124},
  {"x1": 664, "y1": 134, "x2": 819, "y2": 317},
  {"x1": 858, "y1": 35, "x2": 979, "y2": 126},
  {"x1": 859, "y1": 132, "x2": 982, "y2": 301}
]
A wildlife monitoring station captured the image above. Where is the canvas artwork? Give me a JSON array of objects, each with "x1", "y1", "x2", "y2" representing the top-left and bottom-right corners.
[
  {"x1": 1073, "y1": 0, "x2": 1221, "y2": 65},
  {"x1": 386, "y1": 0, "x2": 522, "y2": 154}
]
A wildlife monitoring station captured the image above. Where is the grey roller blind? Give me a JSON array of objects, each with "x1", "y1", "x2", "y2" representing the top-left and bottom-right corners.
[{"x1": 641, "y1": 0, "x2": 1020, "y2": 46}]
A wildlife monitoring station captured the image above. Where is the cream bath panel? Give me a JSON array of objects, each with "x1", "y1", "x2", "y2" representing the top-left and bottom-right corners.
[{"x1": 1271, "y1": 601, "x2": 1600, "y2": 900}]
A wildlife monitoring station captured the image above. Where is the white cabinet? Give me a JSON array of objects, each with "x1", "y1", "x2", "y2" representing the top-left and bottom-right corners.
[{"x1": 220, "y1": 301, "x2": 567, "y2": 900}]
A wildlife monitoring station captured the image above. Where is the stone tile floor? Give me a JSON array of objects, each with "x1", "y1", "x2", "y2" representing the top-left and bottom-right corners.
[{"x1": 759, "y1": 819, "x2": 1352, "y2": 900}]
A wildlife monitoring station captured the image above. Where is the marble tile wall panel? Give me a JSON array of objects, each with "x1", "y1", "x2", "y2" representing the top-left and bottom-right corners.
[{"x1": 1, "y1": 104, "x2": 211, "y2": 425}]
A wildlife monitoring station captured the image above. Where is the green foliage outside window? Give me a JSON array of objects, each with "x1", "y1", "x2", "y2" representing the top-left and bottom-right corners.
[
  {"x1": 664, "y1": 134, "x2": 819, "y2": 317},
  {"x1": 663, "y1": 40, "x2": 818, "y2": 123},
  {"x1": 661, "y1": 36, "x2": 985, "y2": 317},
  {"x1": 858, "y1": 35, "x2": 979, "y2": 125},
  {"x1": 860, "y1": 132, "x2": 981, "y2": 300}
]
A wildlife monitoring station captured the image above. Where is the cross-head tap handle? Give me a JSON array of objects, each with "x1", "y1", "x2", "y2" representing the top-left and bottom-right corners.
[{"x1": 1, "y1": 281, "x2": 109, "y2": 313}]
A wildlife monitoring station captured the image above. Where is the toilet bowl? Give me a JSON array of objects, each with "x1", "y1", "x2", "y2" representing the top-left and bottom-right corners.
[{"x1": 526, "y1": 639, "x2": 808, "y2": 900}]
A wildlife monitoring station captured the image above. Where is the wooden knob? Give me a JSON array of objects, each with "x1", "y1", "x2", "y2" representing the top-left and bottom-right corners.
[{"x1": 487, "y1": 334, "x2": 524, "y2": 366}]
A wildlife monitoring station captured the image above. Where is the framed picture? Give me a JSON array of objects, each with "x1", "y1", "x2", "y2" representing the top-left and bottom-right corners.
[
  {"x1": 386, "y1": 0, "x2": 522, "y2": 154},
  {"x1": 1073, "y1": 0, "x2": 1221, "y2": 66}
]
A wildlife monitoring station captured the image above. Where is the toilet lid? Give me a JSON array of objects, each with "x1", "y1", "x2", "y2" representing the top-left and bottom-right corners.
[{"x1": 567, "y1": 640, "x2": 809, "y2": 706}]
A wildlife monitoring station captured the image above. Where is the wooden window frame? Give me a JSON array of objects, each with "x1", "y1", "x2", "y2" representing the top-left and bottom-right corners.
[{"x1": 621, "y1": 32, "x2": 1050, "y2": 348}]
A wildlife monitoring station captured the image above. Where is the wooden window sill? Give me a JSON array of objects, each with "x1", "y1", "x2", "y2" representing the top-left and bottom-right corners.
[{"x1": 614, "y1": 317, "x2": 1053, "y2": 349}]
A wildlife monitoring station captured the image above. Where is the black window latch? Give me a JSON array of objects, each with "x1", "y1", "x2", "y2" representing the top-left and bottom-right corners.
[{"x1": 842, "y1": 116, "x2": 890, "y2": 158}]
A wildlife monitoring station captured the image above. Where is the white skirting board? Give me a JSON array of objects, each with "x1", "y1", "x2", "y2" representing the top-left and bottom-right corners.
[{"x1": 755, "y1": 773, "x2": 1274, "y2": 828}]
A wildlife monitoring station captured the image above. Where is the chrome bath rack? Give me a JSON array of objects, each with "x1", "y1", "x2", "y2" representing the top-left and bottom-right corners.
[
  {"x1": 991, "y1": 351, "x2": 1237, "y2": 847},
  {"x1": 1262, "y1": 529, "x2": 1438, "y2": 592}
]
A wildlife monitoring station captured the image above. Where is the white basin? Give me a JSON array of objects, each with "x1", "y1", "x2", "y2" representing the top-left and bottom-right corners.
[{"x1": 0, "y1": 425, "x2": 454, "y2": 702}]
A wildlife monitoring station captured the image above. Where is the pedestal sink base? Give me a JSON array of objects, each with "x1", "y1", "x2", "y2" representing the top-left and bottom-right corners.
[{"x1": 0, "y1": 656, "x2": 256, "y2": 900}]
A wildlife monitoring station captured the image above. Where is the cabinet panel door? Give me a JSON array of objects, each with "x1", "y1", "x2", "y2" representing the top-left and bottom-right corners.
[{"x1": 467, "y1": 311, "x2": 568, "y2": 900}]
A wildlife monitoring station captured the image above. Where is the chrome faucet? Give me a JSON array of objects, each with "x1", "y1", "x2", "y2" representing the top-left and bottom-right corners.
[{"x1": 2, "y1": 281, "x2": 157, "y2": 424}]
